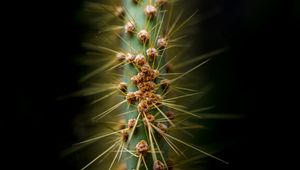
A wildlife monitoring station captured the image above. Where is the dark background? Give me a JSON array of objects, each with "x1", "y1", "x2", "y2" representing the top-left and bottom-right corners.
[{"x1": 5, "y1": 0, "x2": 298, "y2": 169}]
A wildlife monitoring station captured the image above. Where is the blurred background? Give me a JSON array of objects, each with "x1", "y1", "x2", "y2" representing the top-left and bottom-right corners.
[{"x1": 6, "y1": 0, "x2": 298, "y2": 169}]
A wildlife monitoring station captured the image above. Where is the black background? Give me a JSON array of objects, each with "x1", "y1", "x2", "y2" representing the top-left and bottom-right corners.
[{"x1": 5, "y1": 0, "x2": 298, "y2": 169}]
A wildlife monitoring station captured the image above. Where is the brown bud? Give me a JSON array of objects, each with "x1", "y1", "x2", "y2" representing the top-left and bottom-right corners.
[
  {"x1": 157, "y1": 37, "x2": 167, "y2": 49},
  {"x1": 124, "y1": 21, "x2": 135, "y2": 34},
  {"x1": 138, "y1": 100, "x2": 149, "y2": 113},
  {"x1": 134, "y1": 54, "x2": 146, "y2": 66},
  {"x1": 134, "y1": 90, "x2": 143, "y2": 101},
  {"x1": 141, "y1": 64, "x2": 151, "y2": 74},
  {"x1": 128, "y1": 118, "x2": 136, "y2": 129},
  {"x1": 157, "y1": 122, "x2": 168, "y2": 134},
  {"x1": 152, "y1": 69, "x2": 160, "y2": 79},
  {"x1": 131, "y1": 72, "x2": 145, "y2": 84},
  {"x1": 153, "y1": 160, "x2": 164, "y2": 170},
  {"x1": 146, "y1": 48, "x2": 158, "y2": 60},
  {"x1": 138, "y1": 81, "x2": 156, "y2": 92},
  {"x1": 126, "y1": 53, "x2": 135, "y2": 63},
  {"x1": 143, "y1": 113, "x2": 155, "y2": 123},
  {"x1": 116, "y1": 52, "x2": 126, "y2": 62},
  {"x1": 126, "y1": 92, "x2": 136, "y2": 104},
  {"x1": 144, "y1": 5, "x2": 157, "y2": 19},
  {"x1": 145, "y1": 96, "x2": 154, "y2": 105},
  {"x1": 135, "y1": 140, "x2": 149, "y2": 155},
  {"x1": 138, "y1": 29, "x2": 150, "y2": 43},
  {"x1": 131, "y1": 75, "x2": 139, "y2": 85},
  {"x1": 121, "y1": 129, "x2": 129, "y2": 142}
]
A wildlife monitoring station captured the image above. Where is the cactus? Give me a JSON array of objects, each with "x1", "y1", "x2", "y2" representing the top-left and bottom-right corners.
[{"x1": 65, "y1": 0, "x2": 229, "y2": 169}]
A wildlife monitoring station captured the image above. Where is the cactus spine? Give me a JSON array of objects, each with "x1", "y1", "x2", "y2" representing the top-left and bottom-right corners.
[{"x1": 65, "y1": 0, "x2": 229, "y2": 169}]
